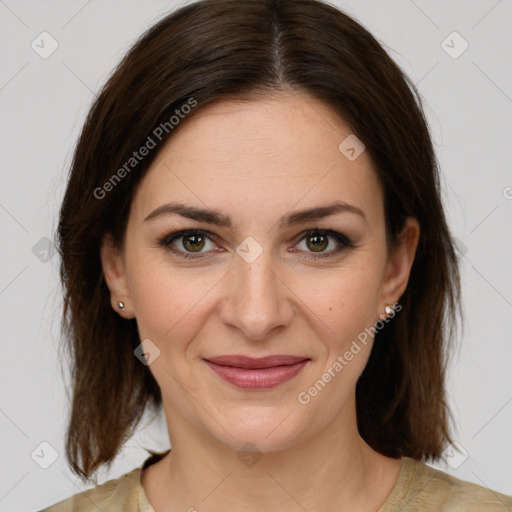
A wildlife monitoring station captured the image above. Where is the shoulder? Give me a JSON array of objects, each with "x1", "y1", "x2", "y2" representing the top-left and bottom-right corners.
[
  {"x1": 404, "y1": 458, "x2": 512, "y2": 511},
  {"x1": 38, "y1": 468, "x2": 141, "y2": 512}
]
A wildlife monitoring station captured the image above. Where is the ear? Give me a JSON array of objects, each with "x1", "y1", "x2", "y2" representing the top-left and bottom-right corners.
[
  {"x1": 378, "y1": 217, "x2": 420, "y2": 317},
  {"x1": 100, "y1": 233, "x2": 135, "y2": 318}
]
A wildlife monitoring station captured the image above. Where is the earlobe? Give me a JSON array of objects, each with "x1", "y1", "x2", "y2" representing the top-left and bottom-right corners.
[
  {"x1": 100, "y1": 233, "x2": 134, "y2": 318},
  {"x1": 379, "y1": 217, "x2": 420, "y2": 310}
]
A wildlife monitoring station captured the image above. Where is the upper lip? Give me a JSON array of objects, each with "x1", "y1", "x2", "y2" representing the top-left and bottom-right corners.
[{"x1": 204, "y1": 355, "x2": 309, "y2": 369}]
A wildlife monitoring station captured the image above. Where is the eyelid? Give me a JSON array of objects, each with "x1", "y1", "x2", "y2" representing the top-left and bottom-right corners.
[
  {"x1": 158, "y1": 229, "x2": 219, "y2": 259},
  {"x1": 158, "y1": 228, "x2": 355, "y2": 260}
]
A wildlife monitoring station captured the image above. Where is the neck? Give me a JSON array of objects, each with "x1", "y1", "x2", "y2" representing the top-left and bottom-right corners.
[{"x1": 141, "y1": 395, "x2": 402, "y2": 511}]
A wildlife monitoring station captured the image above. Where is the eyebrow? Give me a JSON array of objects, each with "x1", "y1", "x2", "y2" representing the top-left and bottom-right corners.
[{"x1": 143, "y1": 200, "x2": 366, "y2": 229}]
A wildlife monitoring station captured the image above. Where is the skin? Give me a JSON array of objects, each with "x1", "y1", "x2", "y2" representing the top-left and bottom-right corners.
[{"x1": 101, "y1": 90, "x2": 420, "y2": 512}]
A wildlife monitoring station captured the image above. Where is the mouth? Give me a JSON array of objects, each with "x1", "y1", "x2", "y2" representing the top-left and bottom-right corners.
[{"x1": 202, "y1": 355, "x2": 311, "y2": 390}]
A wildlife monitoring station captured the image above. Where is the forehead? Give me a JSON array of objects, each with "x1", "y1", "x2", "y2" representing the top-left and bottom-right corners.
[{"x1": 130, "y1": 92, "x2": 383, "y2": 228}]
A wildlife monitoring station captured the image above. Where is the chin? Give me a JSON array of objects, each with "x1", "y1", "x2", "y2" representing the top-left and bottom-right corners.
[{"x1": 207, "y1": 407, "x2": 309, "y2": 454}]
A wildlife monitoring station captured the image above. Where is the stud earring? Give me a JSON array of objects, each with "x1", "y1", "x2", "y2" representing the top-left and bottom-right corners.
[
  {"x1": 384, "y1": 304, "x2": 394, "y2": 317},
  {"x1": 117, "y1": 301, "x2": 125, "y2": 311}
]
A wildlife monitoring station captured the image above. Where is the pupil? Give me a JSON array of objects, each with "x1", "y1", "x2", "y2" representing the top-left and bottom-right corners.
[
  {"x1": 309, "y1": 234, "x2": 327, "y2": 252},
  {"x1": 184, "y1": 234, "x2": 204, "y2": 251}
]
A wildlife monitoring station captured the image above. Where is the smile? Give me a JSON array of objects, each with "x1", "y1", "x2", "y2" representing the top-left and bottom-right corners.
[{"x1": 203, "y1": 355, "x2": 310, "y2": 390}]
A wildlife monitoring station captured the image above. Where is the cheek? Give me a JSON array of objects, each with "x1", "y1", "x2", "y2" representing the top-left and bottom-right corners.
[
  {"x1": 127, "y1": 256, "x2": 219, "y2": 348},
  {"x1": 302, "y1": 262, "x2": 383, "y2": 342},
  {"x1": 297, "y1": 268, "x2": 383, "y2": 405}
]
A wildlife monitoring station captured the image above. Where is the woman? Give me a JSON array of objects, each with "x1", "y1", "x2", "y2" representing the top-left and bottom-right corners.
[{"x1": 40, "y1": 0, "x2": 512, "y2": 510}]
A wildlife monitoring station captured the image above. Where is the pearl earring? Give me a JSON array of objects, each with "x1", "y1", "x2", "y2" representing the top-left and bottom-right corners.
[
  {"x1": 117, "y1": 301, "x2": 125, "y2": 311},
  {"x1": 384, "y1": 304, "x2": 394, "y2": 317}
]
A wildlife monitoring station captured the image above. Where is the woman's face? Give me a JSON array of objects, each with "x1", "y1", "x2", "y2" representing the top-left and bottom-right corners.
[{"x1": 102, "y1": 91, "x2": 419, "y2": 452}]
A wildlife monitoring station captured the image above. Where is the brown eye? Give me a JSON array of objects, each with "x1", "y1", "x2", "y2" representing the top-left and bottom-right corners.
[
  {"x1": 181, "y1": 233, "x2": 206, "y2": 252},
  {"x1": 306, "y1": 233, "x2": 329, "y2": 252},
  {"x1": 159, "y1": 229, "x2": 219, "y2": 259},
  {"x1": 159, "y1": 228, "x2": 354, "y2": 261},
  {"x1": 295, "y1": 229, "x2": 354, "y2": 260}
]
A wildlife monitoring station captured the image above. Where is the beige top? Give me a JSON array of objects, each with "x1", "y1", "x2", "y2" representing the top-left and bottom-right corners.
[{"x1": 40, "y1": 449, "x2": 512, "y2": 511}]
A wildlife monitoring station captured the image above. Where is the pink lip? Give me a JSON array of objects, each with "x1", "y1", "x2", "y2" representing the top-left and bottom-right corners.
[{"x1": 203, "y1": 355, "x2": 310, "y2": 390}]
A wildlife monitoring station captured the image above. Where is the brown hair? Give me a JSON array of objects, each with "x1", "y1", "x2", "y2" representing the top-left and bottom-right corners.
[{"x1": 56, "y1": 0, "x2": 462, "y2": 483}]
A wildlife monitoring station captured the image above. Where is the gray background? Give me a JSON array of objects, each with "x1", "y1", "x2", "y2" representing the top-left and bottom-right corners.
[{"x1": 0, "y1": 0, "x2": 511, "y2": 510}]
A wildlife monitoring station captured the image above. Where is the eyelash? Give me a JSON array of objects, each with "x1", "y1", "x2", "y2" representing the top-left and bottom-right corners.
[{"x1": 158, "y1": 228, "x2": 356, "y2": 261}]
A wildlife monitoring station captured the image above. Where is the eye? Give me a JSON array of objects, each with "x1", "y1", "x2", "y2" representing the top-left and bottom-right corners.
[
  {"x1": 158, "y1": 228, "x2": 356, "y2": 260},
  {"x1": 159, "y1": 229, "x2": 219, "y2": 260},
  {"x1": 292, "y1": 229, "x2": 355, "y2": 260}
]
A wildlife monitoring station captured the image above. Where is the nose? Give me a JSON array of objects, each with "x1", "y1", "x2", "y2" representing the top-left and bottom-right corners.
[{"x1": 218, "y1": 246, "x2": 294, "y2": 341}]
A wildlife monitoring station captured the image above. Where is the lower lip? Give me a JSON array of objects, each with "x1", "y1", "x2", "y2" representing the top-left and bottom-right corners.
[{"x1": 204, "y1": 359, "x2": 309, "y2": 390}]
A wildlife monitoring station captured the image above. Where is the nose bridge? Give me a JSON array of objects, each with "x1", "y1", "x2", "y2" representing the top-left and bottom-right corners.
[{"x1": 220, "y1": 241, "x2": 291, "y2": 340}]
